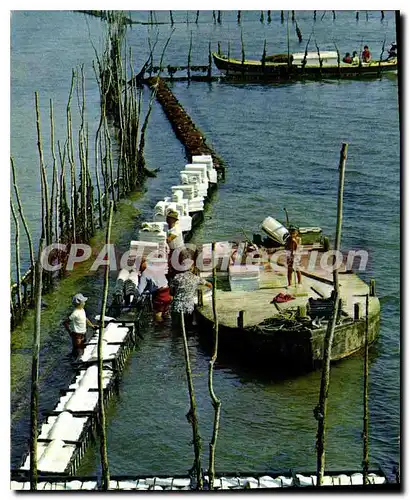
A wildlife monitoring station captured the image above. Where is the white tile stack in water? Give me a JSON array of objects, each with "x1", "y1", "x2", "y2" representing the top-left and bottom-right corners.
[
  {"x1": 137, "y1": 221, "x2": 168, "y2": 257},
  {"x1": 200, "y1": 242, "x2": 233, "y2": 272},
  {"x1": 182, "y1": 163, "x2": 209, "y2": 197},
  {"x1": 153, "y1": 197, "x2": 192, "y2": 232},
  {"x1": 129, "y1": 240, "x2": 164, "y2": 261},
  {"x1": 228, "y1": 264, "x2": 260, "y2": 292},
  {"x1": 192, "y1": 154, "x2": 218, "y2": 183}
]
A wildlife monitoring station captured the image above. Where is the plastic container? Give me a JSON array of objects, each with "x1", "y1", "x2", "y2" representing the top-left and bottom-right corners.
[{"x1": 261, "y1": 217, "x2": 289, "y2": 245}]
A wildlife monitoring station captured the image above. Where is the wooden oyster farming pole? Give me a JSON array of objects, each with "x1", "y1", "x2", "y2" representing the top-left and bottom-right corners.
[{"x1": 315, "y1": 142, "x2": 348, "y2": 486}]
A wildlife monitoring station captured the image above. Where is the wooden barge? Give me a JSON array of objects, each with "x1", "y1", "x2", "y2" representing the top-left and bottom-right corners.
[{"x1": 195, "y1": 230, "x2": 380, "y2": 374}]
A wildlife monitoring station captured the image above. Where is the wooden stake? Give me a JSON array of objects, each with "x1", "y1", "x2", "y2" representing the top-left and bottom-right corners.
[
  {"x1": 49, "y1": 99, "x2": 58, "y2": 243},
  {"x1": 11, "y1": 157, "x2": 36, "y2": 304},
  {"x1": 195, "y1": 11, "x2": 199, "y2": 23},
  {"x1": 187, "y1": 31, "x2": 192, "y2": 81},
  {"x1": 315, "y1": 143, "x2": 348, "y2": 486},
  {"x1": 97, "y1": 200, "x2": 113, "y2": 490},
  {"x1": 180, "y1": 312, "x2": 203, "y2": 489},
  {"x1": 29, "y1": 236, "x2": 44, "y2": 490},
  {"x1": 217, "y1": 11, "x2": 221, "y2": 24},
  {"x1": 281, "y1": 10, "x2": 284, "y2": 23},
  {"x1": 208, "y1": 42, "x2": 212, "y2": 81},
  {"x1": 10, "y1": 199, "x2": 22, "y2": 315},
  {"x1": 237, "y1": 11, "x2": 241, "y2": 24},
  {"x1": 260, "y1": 11, "x2": 264, "y2": 24},
  {"x1": 35, "y1": 92, "x2": 51, "y2": 250},
  {"x1": 208, "y1": 241, "x2": 222, "y2": 490},
  {"x1": 66, "y1": 71, "x2": 77, "y2": 243},
  {"x1": 363, "y1": 294, "x2": 369, "y2": 485},
  {"x1": 267, "y1": 10, "x2": 271, "y2": 23},
  {"x1": 170, "y1": 11, "x2": 174, "y2": 25}
]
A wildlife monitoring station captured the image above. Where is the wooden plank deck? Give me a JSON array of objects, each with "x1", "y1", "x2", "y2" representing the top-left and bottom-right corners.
[{"x1": 198, "y1": 266, "x2": 377, "y2": 329}]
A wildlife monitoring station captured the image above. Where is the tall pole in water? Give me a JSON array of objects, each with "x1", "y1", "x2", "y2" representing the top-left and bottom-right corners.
[
  {"x1": 287, "y1": 11, "x2": 290, "y2": 68},
  {"x1": 29, "y1": 236, "x2": 44, "y2": 490},
  {"x1": 363, "y1": 294, "x2": 370, "y2": 484},
  {"x1": 315, "y1": 143, "x2": 348, "y2": 486}
]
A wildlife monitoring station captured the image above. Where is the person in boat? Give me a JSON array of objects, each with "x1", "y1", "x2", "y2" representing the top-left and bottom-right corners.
[
  {"x1": 137, "y1": 257, "x2": 172, "y2": 323},
  {"x1": 64, "y1": 293, "x2": 97, "y2": 354},
  {"x1": 286, "y1": 226, "x2": 302, "y2": 287},
  {"x1": 170, "y1": 248, "x2": 212, "y2": 326},
  {"x1": 342, "y1": 52, "x2": 352, "y2": 63},
  {"x1": 362, "y1": 45, "x2": 372, "y2": 63},
  {"x1": 166, "y1": 209, "x2": 184, "y2": 279},
  {"x1": 351, "y1": 51, "x2": 360, "y2": 65}
]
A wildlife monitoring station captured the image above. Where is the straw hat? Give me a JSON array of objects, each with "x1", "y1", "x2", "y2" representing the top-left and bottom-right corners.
[{"x1": 166, "y1": 210, "x2": 179, "y2": 220}]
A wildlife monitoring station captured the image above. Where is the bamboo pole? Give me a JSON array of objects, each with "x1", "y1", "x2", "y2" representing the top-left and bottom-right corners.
[
  {"x1": 356, "y1": 11, "x2": 359, "y2": 21},
  {"x1": 29, "y1": 236, "x2": 44, "y2": 490},
  {"x1": 381, "y1": 11, "x2": 385, "y2": 20},
  {"x1": 180, "y1": 312, "x2": 203, "y2": 489},
  {"x1": 208, "y1": 242, "x2": 221, "y2": 490},
  {"x1": 217, "y1": 11, "x2": 221, "y2": 24},
  {"x1": 332, "y1": 10, "x2": 336, "y2": 20},
  {"x1": 237, "y1": 11, "x2": 241, "y2": 24},
  {"x1": 314, "y1": 11, "x2": 317, "y2": 21},
  {"x1": 97, "y1": 200, "x2": 113, "y2": 490},
  {"x1": 267, "y1": 10, "x2": 271, "y2": 23},
  {"x1": 315, "y1": 142, "x2": 348, "y2": 486},
  {"x1": 281, "y1": 10, "x2": 284, "y2": 23},
  {"x1": 170, "y1": 11, "x2": 174, "y2": 26},
  {"x1": 212, "y1": 11, "x2": 216, "y2": 23},
  {"x1": 363, "y1": 294, "x2": 369, "y2": 484},
  {"x1": 260, "y1": 11, "x2": 264, "y2": 24},
  {"x1": 10, "y1": 199, "x2": 22, "y2": 315},
  {"x1": 11, "y1": 157, "x2": 36, "y2": 304},
  {"x1": 195, "y1": 11, "x2": 199, "y2": 23}
]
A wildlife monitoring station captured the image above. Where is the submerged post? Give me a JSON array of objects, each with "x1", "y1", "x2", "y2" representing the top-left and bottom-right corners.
[
  {"x1": 315, "y1": 142, "x2": 348, "y2": 486},
  {"x1": 363, "y1": 294, "x2": 370, "y2": 485},
  {"x1": 97, "y1": 201, "x2": 113, "y2": 490},
  {"x1": 208, "y1": 241, "x2": 222, "y2": 489},
  {"x1": 29, "y1": 236, "x2": 44, "y2": 490}
]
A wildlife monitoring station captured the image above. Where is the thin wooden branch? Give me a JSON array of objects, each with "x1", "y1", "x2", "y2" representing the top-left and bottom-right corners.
[
  {"x1": 208, "y1": 241, "x2": 221, "y2": 489},
  {"x1": 11, "y1": 157, "x2": 35, "y2": 304},
  {"x1": 97, "y1": 200, "x2": 113, "y2": 490},
  {"x1": 315, "y1": 143, "x2": 348, "y2": 486},
  {"x1": 29, "y1": 236, "x2": 44, "y2": 490},
  {"x1": 10, "y1": 199, "x2": 22, "y2": 313},
  {"x1": 180, "y1": 312, "x2": 203, "y2": 489}
]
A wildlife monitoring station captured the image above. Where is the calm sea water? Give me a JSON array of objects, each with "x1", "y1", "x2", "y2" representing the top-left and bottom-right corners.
[{"x1": 10, "y1": 11, "x2": 400, "y2": 478}]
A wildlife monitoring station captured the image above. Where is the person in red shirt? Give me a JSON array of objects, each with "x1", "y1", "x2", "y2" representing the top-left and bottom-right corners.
[
  {"x1": 362, "y1": 45, "x2": 371, "y2": 63},
  {"x1": 342, "y1": 52, "x2": 352, "y2": 63}
]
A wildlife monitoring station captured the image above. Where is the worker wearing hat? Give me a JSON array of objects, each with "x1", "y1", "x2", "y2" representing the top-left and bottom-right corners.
[
  {"x1": 166, "y1": 209, "x2": 185, "y2": 279},
  {"x1": 64, "y1": 293, "x2": 97, "y2": 354}
]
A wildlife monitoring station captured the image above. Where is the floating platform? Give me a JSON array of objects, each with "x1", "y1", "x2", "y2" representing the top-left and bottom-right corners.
[{"x1": 196, "y1": 244, "x2": 380, "y2": 374}]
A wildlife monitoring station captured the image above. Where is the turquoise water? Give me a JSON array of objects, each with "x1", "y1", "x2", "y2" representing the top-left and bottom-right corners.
[{"x1": 10, "y1": 11, "x2": 399, "y2": 478}]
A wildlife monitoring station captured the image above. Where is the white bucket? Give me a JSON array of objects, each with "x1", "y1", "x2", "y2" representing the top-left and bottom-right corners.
[{"x1": 261, "y1": 217, "x2": 289, "y2": 245}]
